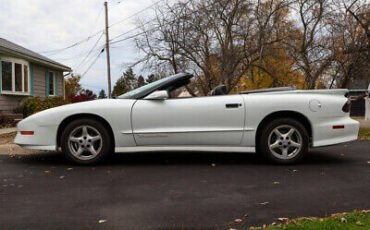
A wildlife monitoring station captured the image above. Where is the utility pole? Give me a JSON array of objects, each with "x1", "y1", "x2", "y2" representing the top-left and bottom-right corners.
[{"x1": 104, "y1": 1, "x2": 112, "y2": 98}]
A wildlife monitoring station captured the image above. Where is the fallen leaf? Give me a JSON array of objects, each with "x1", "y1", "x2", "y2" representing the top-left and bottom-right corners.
[
  {"x1": 355, "y1": 221, "x2": 362, "y2": 226},
  {"x1": 67, "y1": 168, "x2": 73, "y2": 171},
  {"x1": 340, "y1": 153, "x2": 345, "y2": 157},
  {"x1": 228, "y1": 228, "x2": 237, "y2": 230},
  {"x1": 367, "y1": 161, "x2": 370, "y2": 164},
  {"x1": 211, "y1": 163, "x2": 216, "y2": 167},
  {"x1": 273, "y1": 181, "x2": 280, "y2": 185},
  {"x1": 340, "y1": 217, "x2": 347, "y2": 223},
  {"x1": 292, "y1": 169, "x2": 298, "y2": 172},
  {"x1": 44, "y1": 170, "x2": 51, "y2": 174},
  {"x1": 271, "y1": 222, "x2": 276, "y2": 226},
  {"x1": 59, "y1": 176, "x2": 65, "y2": 180},
  {"x1": 98, "y1": 219, "x2": 107, "y2": 224},
  {"x1": 277, "y1": 217, "x2": 288, "y2": 222},
  {"x1": 234, "y1": 218, "x2": 242, "y2": 223},
  {"x1": 244, "y1": 213, "x2": 249, "y2": 218},
  {"x1": 259, "y1": 202, "x2": 269, "y2": 206}
]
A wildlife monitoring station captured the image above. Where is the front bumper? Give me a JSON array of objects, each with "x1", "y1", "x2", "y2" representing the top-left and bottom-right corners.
[{"x1": 14, "y1": 119, "x2": 58, "y2": 151}]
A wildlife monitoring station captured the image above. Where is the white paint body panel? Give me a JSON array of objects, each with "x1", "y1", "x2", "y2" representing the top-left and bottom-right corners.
[
  {"x1": 132, "y1": 95, "x2": 245, "y2": 145},
  {"x1": 15, "y1": 89, "x2": 359, "y2": 153}
]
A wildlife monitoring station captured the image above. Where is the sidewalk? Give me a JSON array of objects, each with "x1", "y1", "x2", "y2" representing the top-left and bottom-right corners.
[
  {"x1": 359, "y1": 120, "x2": 370, "y2": 128},
  {"x1": 0, "y1": 127, "x2": 17, "y2": 135}
]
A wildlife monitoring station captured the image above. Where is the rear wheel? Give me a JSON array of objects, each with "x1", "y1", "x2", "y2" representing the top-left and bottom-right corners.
[
  {"x1": 61, "y1": 119, "x2": 112, "y2": 164},
  {"x1": 259, "y1": 118, "x2": 309, "y2": 164}
]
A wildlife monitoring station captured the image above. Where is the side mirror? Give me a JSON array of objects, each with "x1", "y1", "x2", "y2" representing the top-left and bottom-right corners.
[{"x1": 144, "y1": 90, "x2": 169, "y2": 100}]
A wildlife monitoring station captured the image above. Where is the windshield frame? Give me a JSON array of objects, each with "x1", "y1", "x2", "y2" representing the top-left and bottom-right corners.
[{"x1": 118, "y1": 73, "x2": 193, "y2": 99}]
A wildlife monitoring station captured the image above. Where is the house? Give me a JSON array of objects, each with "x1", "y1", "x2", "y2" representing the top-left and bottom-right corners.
[
  {"x1": 347, "y1": 78, "x2": 370, "y2": 117},
  {"x1": 0, "y1": 38, "x2": 72, "y2": 114}
]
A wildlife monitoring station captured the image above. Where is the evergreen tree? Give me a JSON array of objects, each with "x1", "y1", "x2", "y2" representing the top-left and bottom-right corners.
[
  {"x1": 146, "y1": 74, "x2": 159, "y2": 84},
  {"x1": 98, "y1": 89, "x2": 107, "y2": 99},
  {"x1": 112, "y1": 68, "x2": 137, "y2": 97},
  {"x1": 137, "y1": 75, "x2": 146, "y2": 87}
]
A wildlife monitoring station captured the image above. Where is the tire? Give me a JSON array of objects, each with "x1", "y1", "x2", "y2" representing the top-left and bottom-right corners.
[
  {"x1": 61, "y1": 118, "x2": 112, "y2": 165},
  {"x1": 259, "y1": 118, "x2": 309, "y2": 164}
]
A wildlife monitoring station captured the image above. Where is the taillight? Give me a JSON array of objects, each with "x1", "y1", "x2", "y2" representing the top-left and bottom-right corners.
[
  {"x1": 342, "y1": 99, "x2": 352, "y2": 113},
  {"x1": 20, "y1": 131, "x2": 34, "y2": 135}
]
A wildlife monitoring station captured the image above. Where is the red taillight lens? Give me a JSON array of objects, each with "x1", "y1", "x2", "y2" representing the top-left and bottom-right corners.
[
  {"x1": 20, "y1": 131, "x2": 34, "y2": 135},
  {"x1": 333, "y1": 125, "x2": 345, "y2": 129},
  {"x1": 342, "y1": 99, "x2": 352, "y2": 113}
]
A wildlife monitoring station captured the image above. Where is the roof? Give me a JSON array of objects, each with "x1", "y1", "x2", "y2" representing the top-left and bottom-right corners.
[{"x1": 0, "y1": 37, "x2": 71, "y2": 72}]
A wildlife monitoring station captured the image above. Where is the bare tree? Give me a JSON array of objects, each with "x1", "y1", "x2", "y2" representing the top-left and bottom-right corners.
[
  {"x1": 287, "y1": 0, "x2": 334, "y2": 89},
  {"x1": 135, "y1": 0, "x2": 292, "y2": 95},
  {"x1": 326, "y1": 0, "x2": 369, "y2": 88}
]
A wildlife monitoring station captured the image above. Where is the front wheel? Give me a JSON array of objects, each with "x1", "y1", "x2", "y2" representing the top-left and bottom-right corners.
[
  {"x1": 61, "y1": 119, "x2": 112, "y2": 164},
  {"x1": 259, "y1": 118, "x2": 309, "y2": 164}
]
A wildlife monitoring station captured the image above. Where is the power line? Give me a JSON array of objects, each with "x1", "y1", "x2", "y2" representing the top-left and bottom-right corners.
[
  {"x1": 81, "y1": 48, "x2": 105, "y2": 77},
  {"x1": 109, "y1": 0, "x2": 165, "y2": 28},
  {"x1": 74, "y1": 33, "x2": 105, "y2": 70},
  {"x1": 41, "y1": 30, "x2": 104, "y2": 54},
  {"x1": 108, "y1": 0, "x2": 221, "y2": 46},
  {"x1": 40, "y1": 0, "x2": 163, "y2": 56},
  {"x1": 51, "y1": 45, "x2": 104, "y2": 62}
]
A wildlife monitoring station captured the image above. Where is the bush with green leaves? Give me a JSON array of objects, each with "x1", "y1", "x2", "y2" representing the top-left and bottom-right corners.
[{"x1": 21, "y1": 96, "x2": 68, "y2": 117}]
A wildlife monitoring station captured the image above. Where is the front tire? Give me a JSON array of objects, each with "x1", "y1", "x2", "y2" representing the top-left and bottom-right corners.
[
  {"x1": 259, "y1": 118, "x2": 309, "y2": 164},
  {"x1": 61, "y1": 119, "x2": 112, "y2": 165}
]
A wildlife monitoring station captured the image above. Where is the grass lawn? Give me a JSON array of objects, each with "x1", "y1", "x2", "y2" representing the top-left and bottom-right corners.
[
  {"x1": 351, "y1": 117, "x2": 364, "y2": 121},
  {"x1": 358, "y1": 127, "x2": 370, "y2": 140},
  {"x1": 0, "y1": 131, "x2": 17, "y2": 139},
  {"x1": 251, "y1": 210, "x2": 370, "y2": 230}
]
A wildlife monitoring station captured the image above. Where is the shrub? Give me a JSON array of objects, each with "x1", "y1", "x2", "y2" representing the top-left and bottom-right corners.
[
  {"x1": 21, "y1": 96, "x2": 68, "y2": 117},
  {"x1": 0, "y1": 114, "x2": 17, "y2": 128},
  {"x1": 69, "y1": 89, "x2": 97, "y2": 103}
]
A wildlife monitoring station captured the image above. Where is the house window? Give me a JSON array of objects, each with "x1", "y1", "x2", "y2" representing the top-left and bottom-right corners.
[
  {"x1": 1, "y1": 57, "x2": 30, "y2": 95},
  {"x1": 48, "y1": 71, "x2": 56, "y2": 96},
  {"x1": 1, "y1": 61, "x2": 12, "y2": 91}
]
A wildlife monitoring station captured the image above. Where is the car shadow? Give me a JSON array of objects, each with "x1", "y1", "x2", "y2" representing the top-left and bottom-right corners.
[{"x1": 11, "y1": 148, "x2": 352, "y2": 167}]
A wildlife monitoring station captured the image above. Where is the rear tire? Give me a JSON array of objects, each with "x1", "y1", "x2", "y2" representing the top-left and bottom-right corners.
[
  {"x1": 259, "y1": 118, "x2": 309, "y2": 164},
  {"x1": 61, "y1": 118, "x2": 112, "y2": 165}
]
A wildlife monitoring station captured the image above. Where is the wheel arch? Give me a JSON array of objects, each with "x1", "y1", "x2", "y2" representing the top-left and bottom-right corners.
[
  {"x1": 255, "y1": 110, "x2": 312, "y2": 148},
  {"x1": 56, "y1": 113, "x2": 115, "y2": 148}
]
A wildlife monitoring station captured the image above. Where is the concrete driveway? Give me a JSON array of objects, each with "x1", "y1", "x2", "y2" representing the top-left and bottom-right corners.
[{"x1": 0, "y1": 141, "x2": 369, "y2": 230}]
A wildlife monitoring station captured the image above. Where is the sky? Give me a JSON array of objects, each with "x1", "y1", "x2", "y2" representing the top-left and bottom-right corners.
[{"x1": 0, "y1": 0, "x2": 167, "y2": 94}]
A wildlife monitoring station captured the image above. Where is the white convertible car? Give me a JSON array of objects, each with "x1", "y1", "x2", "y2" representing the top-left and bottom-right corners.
[{"x1": 15, "y1": 73, "x2": 359, "y2": 164}]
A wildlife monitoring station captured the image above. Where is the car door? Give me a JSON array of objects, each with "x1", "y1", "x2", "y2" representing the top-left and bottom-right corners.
[{"x1": 131, "y1": 95, "x2": 245, "y2": 146}]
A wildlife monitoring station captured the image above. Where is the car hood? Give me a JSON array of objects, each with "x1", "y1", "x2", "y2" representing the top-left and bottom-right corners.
[{"x1": 20, "y1": 99, "x2": 136, "y2": 126}]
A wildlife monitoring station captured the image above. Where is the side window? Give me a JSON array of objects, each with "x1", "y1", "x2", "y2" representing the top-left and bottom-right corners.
[
  {"x1": 49, "y1": 72, "x2": 55, "y2": 96},
  {"x1": 15, "y1": 63, "x2": 22, "y2": 92},
  {"x1": 1, "y1": 57, "x2": 30, "y2": 94},
  {"x1": 1, "y1": 61, "x2": 12, "y2": 91}
]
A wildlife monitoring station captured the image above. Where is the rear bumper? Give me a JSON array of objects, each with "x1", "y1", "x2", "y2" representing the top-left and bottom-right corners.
[{"x1": 312, "y1": 116, "x2": 359, "y2": 147}]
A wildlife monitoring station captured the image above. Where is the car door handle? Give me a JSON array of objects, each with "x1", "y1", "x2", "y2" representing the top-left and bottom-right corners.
[{"x1": 225, "y1": 103, "x2": 242, "y2": 108}]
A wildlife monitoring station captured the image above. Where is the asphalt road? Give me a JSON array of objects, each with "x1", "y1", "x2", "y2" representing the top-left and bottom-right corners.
[{"x1": 0, "y1": 141, "x2": 369, "y2": 230}]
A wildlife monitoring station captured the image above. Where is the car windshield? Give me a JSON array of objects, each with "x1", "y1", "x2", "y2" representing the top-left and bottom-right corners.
[{"x1": 118, "y1": 77, "x2": 169, "y2": 99}]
